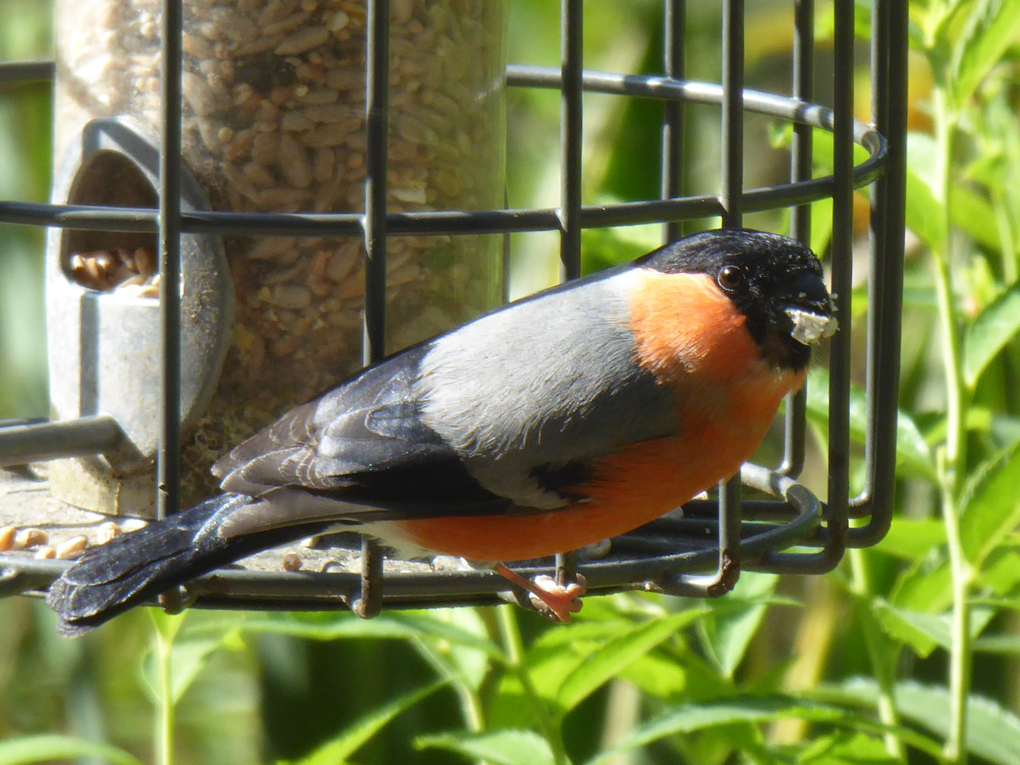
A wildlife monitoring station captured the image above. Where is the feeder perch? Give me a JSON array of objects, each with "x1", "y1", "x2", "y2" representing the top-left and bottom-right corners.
[{"x1": 47, "y1": 117, "x2": 232, "y2": 516}]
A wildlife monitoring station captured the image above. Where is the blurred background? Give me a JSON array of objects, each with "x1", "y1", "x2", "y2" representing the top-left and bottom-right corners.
[{"x1": 3, "y1": 2, "x2": 1020, "y2": 765}]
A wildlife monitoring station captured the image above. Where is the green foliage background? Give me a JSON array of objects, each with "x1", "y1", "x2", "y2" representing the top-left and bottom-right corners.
[{"x1": 3, "y1": 1, "x2": 1020, "y2": 764}]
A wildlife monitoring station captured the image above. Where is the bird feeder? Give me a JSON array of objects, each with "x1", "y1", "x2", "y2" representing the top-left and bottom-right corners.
[
  {"x1": 46, "y1": 0, "x2": 507, "y2": 514},
  {"x1": 0, "y1": 0, "x2": 907, "y2": 619}
]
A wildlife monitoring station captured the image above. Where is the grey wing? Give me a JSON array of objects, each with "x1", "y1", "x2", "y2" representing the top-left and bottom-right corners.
[
  {"x1": 215, "y1": 267, "x2": 680, "y2": 518},
  {"x1": 214, "y1": 344, "x2": 511, "y2": 515}
]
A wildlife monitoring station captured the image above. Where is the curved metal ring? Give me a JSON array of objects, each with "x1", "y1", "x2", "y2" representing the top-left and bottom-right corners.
[{"x1": 0, "y1": 463, "x2": 821, "y2": 611}]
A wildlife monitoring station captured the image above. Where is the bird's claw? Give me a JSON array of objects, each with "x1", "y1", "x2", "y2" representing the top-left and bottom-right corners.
[
  {"x1": 494, "y1": 563, "x2": 587, "y2": 622},
  {"x1": 527, "y1": 573, "x2": 587, "y2": 623}
]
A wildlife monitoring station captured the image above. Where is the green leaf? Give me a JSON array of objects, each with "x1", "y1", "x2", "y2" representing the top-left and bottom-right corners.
[
  {"x1": 921, "y1": 407, "x2": 998, "y2": 445},
  {"x1": 806, "y1": 368, "x2": 936, "y2": 480},
  {"x1": 979, "y1": 549, "x2": 1020, "y2": 593},
  {"x1": 797, "y1": 731, "x2": 899, "y2": 765},
  {"x1": 902, "y1": 269, "x2": 938, "y2": 310},
  {"x1": 619, "y1": 651, "x2": 688, "y2": 699},
  {"x1": 964, "y1": 281, "x2": 1020, "y2": 387},
  {"x1": 700, "y1": 602, "x2": 768, "y2": 679},
  {"x1": 974, "y1": 634, "x2": 1020, "y2": 655},
  {"x1": 871, "y1": 601, "x2": 995, "y2": 657},
  {"x1": 888, "y1": 536, "x2": 1020, "y2": 609},
  {"x1": 0, "y1": 735, "x2": 144, "y2": 765},
  {"x1": 812, "y1": 0, "x2": 876, "y2": 41},
  {"x1": 904, "y1": 133, "x2": 948, "y2": 252},
  {"x1": 586, "y1": 695, "x2": 943, "y2": 765},
  {"x1": 952, "y1": 185, "x2": 1001, "y2": 250},
  {"x1": 872, "y1": 519, "x2": 946, "y2": 560},
  {"x1": 811, "y1": 196, "x2": 835, "y2": 258},
  {"x1": 811, "y1": 123, "x2": 948, "y2": 257},
  {"x1": 490, "y1": 619, "x2": 637, "y2": 728},
  {"x1": 824, "y1": 679, "x2": 1020, "y2": 765},
  {"x1": 169, "y1": 636, "x2": 227, "y2": 704},
  {"x1": 148, "y1": 609, "x2": 186, "y2": 643},
  {"x1": 416, "y1": 730, "x2": 556, "y2": 765},
  {"x1": 700, "y1": 573, "x2": 778, "y2": 679},
  {"x1": 951, "y1": 0, "x2": 1020, "y2": 107},
  {"x1": 196, "y1": 611, "x2": 503, "y2": 660},
  {"x1": 958, "y1": 437, "x2": 1020, "y2": 566},
  {"x1": 143, "y1": 612, "x2": 222, "y2": 707},
  {"x1": 412, "y1": 607, "x2": 493, "y2": 690},
  {"x1": 587, "y1": 695, "x2": 835, "y2": 764},
  {"x1": 525, "y1": 621, "x2": 635, "y2": 701},
  {"x1": 890, "y1": 546, "x2": 952, "y2": 613},
  {"x1": 989, "y1": 414, "x2": 1020, "y2": 450},
  {"x1": 972, "y1": 596, "x2": 1020, "y2": 612},
  {"x1": 294, "y1": 681, "x2": 446, "y2": 765},
  {"x1": 870, "y1": 601, "x2": 939, "y2": 658},
  {"x1": 555, "y1": 610, "x2": 704, "y2": 715},
  {"x1": 581, "y1": 225, "x2": 660, "y2": 274}
]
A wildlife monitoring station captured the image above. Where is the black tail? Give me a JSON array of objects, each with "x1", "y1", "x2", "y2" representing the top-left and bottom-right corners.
[{"x1": 46, "y1": 494, "x2": 325, "y2": 636}]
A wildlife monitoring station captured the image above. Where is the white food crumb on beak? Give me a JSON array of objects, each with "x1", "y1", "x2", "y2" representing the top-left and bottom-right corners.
[{"x1": 786, "y1": 307, "x2": 839, "y2": 345}]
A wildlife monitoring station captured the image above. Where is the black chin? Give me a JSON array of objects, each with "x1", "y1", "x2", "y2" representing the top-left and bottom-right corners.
[
  {"x1": 781, "y1": 336, "x2": 814, "y2": 371},
  {"x1": 759, "y1": 324, "x2": 814, "y2": 372}
]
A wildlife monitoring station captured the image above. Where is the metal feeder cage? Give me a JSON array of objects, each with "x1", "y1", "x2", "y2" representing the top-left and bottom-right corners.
[{"x1": 0, "y1": 0, "x2": 907, "y2": 619}]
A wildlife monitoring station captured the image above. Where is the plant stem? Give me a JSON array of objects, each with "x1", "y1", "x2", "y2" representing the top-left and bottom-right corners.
[
  {"x1": 154, "y1": 622, "x2": 175, "y2": 765},
  {"x1": 849, "y1": 548, "x2": 906, "y2": 763},
  {"x1": 932, "y1": 95, "x2": 967, "y2": 494},
  {"x1": 496, "y1": 606, "x2": 570, "y2": 765},
  {"x1": 412, "y1": 636, "x2": 486, "y2": 732},
  {"x1": 993, "y1": 191, "x2": 1017, "y2": 285},
  {"x1": 942, "y1": 490, "x2": 974, "y2": 765},
  {"x1": 932, "y1": 84, "x2": 972, "y2": 765},
  {"x1": 773, "y1": 577, "x2": 839, "y2": 746}
]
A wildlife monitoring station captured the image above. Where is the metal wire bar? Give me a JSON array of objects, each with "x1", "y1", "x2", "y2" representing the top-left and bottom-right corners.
[
  {"x1": 355, "y1": 0, "x2": 392, "y2": 619},
  {"x1": 821, "y1": 0, "x2": 854, "y2": 561},
  {"x1": 762, "y1": 0, "x2": 857, "y2": 575},
  {"x1": 662, "y1": 0, "x2": 685, "y2": 243},
  {"x1": 855, "y1": 0, "x2": 891, "y2": 518},
  {"x1": 0, "y1": 415, "x2": 124, "y2": 466},
  {"x1": 559, "y1": 0, "x2": 583, "y2": 280},
  {"x1": 554, "y1": 0, "x2": 585, "y2": 590},
  {"x1": 690, "y1": 0, "x2": 745, "y2": 597},
  {"x1": 849, "y1": 0, "x2": 907, "y2": 546},
  {"x1": 0, "y1": 60, "x2": 53, "y2": 84},
  {"x1": 719, "y1": 0, "x2": 745, "y2": 586},
  {"x1": 764, "y1": 0, "x2": 857, "y2": 575},
  {"x1": 720, "y1": 0, "x2": 744, "y2": 228},
  {"x1": 778, "y1": 0, "x2": 814, "y2": 479},
  {"x1": 789, "y1": 0, "x2": 814, "y2": 244},
  {"x1": 0, "y1": 69, "x2": 887, "y2": 238},
  {"x1": 157, "y1": 0, "x2": 183, "y2": 521},
  {"x1": 363, "y1": 0, "x2": 389, "y2": 366}
]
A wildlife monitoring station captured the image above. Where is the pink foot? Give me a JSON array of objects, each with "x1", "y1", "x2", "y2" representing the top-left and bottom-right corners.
[{"x1": 495, "y1": 563, "x2": 587, "y2": 622}]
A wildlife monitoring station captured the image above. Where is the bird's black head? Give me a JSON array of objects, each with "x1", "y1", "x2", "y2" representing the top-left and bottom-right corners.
[{"x1": 639, "y1": 228, "x2": 836, "y2": 371}]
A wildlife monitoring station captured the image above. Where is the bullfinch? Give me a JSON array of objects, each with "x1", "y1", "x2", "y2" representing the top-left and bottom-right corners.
[{"x1": 46, "y1": 228, "x2": 836, "y2": 635}]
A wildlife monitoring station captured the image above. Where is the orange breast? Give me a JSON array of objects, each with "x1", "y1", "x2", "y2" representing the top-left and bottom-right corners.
[
  {"x1": 390, "y1": 427, "x2": 751, "y2": 561},
  {"x1": 626, "y1": 270, "x2": 801, "y2": 422},
  {"x1": 390, "y1": 270, "x2": 805, "y2": 562}
]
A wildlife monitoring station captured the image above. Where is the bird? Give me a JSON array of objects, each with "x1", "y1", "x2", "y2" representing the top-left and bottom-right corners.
[{"x1": 46, "y1": 228, "x2": 836, "y2": 636}]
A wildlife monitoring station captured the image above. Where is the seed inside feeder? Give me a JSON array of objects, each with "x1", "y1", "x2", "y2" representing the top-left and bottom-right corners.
[
  {"x1": 55, "y1": 0, "x2": 507, "y2": 505},
  {"x1": 67, "y1": 246, "x2": 160, "y2": 297}
]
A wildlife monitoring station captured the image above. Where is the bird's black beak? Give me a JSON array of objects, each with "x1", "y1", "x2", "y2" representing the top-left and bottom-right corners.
[{"x1": 779, "y1": 272, "x2": 837, "y2": 347}]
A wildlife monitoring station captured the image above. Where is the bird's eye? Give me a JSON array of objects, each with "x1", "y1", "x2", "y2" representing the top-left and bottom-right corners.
[{"x1": 718, "y1": 265, "x2": 744, "y2": 290}]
